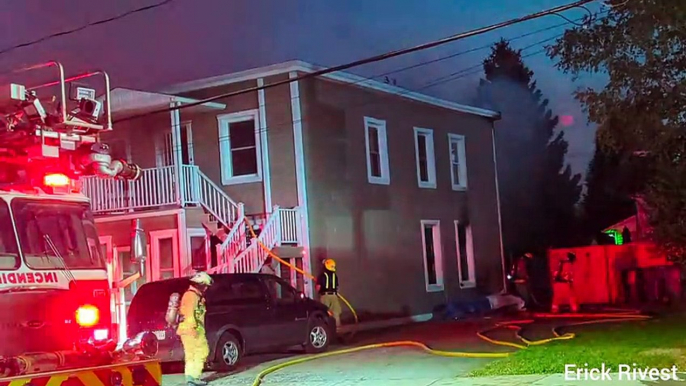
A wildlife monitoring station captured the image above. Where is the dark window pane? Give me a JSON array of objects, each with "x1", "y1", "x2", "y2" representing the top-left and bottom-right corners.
[
  {"x1": 159, "y1": 238, "x2": 173, "y2": 270},
  {"x1": 368, "y1": 127, "x2": 379, "y2": 153},
  {"x1": 370, "y1": 154, "x2": 381, "y2": 177},
  {"x1": 190, "y1": 236, "x2": 207, "y2": 271},
  {"x1": 230, "y1": 120, "x2": 256, "y2": 149},
  {"x1": 180, "y1": 126, "x2": 190, "y2": 164},
  {"x1": 419, "y1": 159, "x2": 428, "y2": 182},
  {"x1": 208, "y1": 277, "x2": 265, "y2": 306},
  {"x1": 417, "y1": 135, "x2": 427, "y2": 159},
  {"x1": 424, "y1": 225, "x2": 436, "y2": 285},
  {"x1": 0, "y1": 200, "x2": 19, "y2": 269},
  {"x1": 458, "y1": 224, "x2": 470, "y2": 280},
  {"x1": 231, "y1": 148, "x2": 258, "y2": 176}
]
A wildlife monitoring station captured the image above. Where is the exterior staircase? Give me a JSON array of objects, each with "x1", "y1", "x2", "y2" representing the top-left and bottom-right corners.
[{"x1": 81, "y1": 164, "x2": 306, "y2": 285}]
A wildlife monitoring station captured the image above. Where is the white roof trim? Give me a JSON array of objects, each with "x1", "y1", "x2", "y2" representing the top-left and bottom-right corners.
[
  {"x1": 160, "y1": 60, "x2": 500, "y2": 119},
  {"x1": 105, "y1": 88, "x2": 226, "y2": 111}
]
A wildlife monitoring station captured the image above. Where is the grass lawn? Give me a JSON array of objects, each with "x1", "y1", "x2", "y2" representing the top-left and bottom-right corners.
[{"x1": 470, "y1": 313, "x2": 686, "y2": 376}]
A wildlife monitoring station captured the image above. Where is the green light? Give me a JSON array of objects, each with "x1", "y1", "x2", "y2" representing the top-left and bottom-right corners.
[{"x1": 604, "y1": 229, "x2": 624, "y2": 245}]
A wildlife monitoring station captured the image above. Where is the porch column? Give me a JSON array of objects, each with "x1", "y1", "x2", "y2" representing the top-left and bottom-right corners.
[{"x1": 169, "y1": 99, "x2": 185, "y2": 205}]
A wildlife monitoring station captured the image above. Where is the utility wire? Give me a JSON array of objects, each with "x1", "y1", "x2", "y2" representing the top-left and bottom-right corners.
[
  {"x1": 115, "y1": 0, "x2": 597, "y2": 123},
  {"x1": 226, "y1": 12, "x2": 607, "y2": 142},
  {"x1": 204, "y1": 28, "x2": 587, "y2": 148},
  {"x1": 0, "y1": 0, "x2": 173, "y2": 56}
]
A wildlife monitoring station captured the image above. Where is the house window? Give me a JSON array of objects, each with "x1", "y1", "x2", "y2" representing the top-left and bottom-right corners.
[
  {"x1": 414, "y1": 127, "x2": 436, "y2": 188},
  {"x1": 448, "y1": 134, "x2": 468, "y2": 190},
  {"x1": 455, "y1": 220, "x2": 476, "y2": 288},
  {"x1": 218, "y1": 110, "x2": 262, "y2": 185},
  {"x1": 364, "y1": 117, "x2": 390, "y2": 185},
  {"x1": 420, "y1": 220, "x2": 443, "y2": 292}
]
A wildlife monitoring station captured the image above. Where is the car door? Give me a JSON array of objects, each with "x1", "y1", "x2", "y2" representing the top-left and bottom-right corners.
[
  {"x1": 261, "y1": 275, "x2": 309, "y2": 347},
  {"x1": 205, "y1": 275, "x2": 273, "y2": 354}
]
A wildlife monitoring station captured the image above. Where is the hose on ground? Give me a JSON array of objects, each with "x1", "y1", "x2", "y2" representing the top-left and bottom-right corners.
[
  {"x1": 250, "y1": 310, "x2": 651, "y2": 386},
  {"x1": 245, "y1": 220, "x2": 650, "y2": 386}
]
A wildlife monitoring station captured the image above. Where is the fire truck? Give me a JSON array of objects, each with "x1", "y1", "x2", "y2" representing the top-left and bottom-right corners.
[{"x1": 0, "y1": 62, "x2": 162, "y2": 385}]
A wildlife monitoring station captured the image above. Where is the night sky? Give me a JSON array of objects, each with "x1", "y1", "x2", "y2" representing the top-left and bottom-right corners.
[{"x1": 0, "y1": 0, "x2": 606, "y2": 176}]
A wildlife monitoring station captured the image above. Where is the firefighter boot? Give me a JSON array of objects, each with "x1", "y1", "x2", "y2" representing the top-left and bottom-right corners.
[{"x1": 187, "y1": 378, "x2": 208, "y2": 386}]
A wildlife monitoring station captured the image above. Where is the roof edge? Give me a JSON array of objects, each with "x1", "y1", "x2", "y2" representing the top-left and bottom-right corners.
[{"x1": 159, "y1": 60, "x2": 500, "y2": 119}]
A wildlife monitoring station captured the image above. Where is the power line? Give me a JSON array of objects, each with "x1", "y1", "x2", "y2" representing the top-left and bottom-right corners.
[
  {"x1": 115, "y1": 0, "x2": 597, "y2": 123},
  {"x1": 224, "y1": 11, "x2": 608, "y2": 141},
  {"x1": 0, "y1": 0, "x2": 173, "y2": 56},
  {"x1": 207, "y1": 28, "x2": 586, "y2": 146}
]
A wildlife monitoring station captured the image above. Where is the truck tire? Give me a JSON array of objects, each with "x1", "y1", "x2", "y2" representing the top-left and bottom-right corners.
[
  {"x1": 304, "y1": 318, "x2": 330, "y2": 353},
  {"x1": 214, "y1": 331, "x2": 242, "y2": 371}
]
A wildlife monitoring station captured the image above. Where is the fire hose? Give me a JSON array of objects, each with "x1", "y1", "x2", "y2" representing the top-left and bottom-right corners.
[{"x1": 245, "y1": 226, "x2": 652, "y2": 386}]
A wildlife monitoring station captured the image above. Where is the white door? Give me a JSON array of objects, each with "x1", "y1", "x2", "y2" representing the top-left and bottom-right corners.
[
  {"x1": 155, "y1": 122, "x2": 193, "y2": 167},
  {"x1": 150, "y1": 230, "x2": 179, "y2": 281}
]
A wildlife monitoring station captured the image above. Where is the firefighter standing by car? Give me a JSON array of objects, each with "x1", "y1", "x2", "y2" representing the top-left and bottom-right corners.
[
  {"x1": 316, "y1": 258, "x2": 342, "y2": 330},
  {"x1": 177, "y1": 272, "x2": 214, "y2": 386},
  {"x1": 551, "y1": 252, "x2": 578, "y2": 313}
]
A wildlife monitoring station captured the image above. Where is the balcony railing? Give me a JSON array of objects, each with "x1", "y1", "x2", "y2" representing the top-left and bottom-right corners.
[{"x1": 80, "y1": 164, "x2": 240, "y2": 227}]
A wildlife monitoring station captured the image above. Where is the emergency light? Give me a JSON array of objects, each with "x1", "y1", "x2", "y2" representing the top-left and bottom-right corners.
[
  {"x1": 75, "y1": 304, "x2": 100, "y2": 327},
  {"x1": 43, "y1": 173, "x2": 70, "y2": 187}
]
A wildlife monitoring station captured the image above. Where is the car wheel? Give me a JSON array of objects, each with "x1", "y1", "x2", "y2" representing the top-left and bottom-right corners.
[
  {"x1": 305, "y1": 318, "x2": 330, "y2": 353},
  {"x1": 214, "y1": 332, "x2": 242, "y2": 371}
]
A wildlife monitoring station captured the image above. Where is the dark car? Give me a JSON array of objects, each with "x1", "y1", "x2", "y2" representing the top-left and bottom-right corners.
[{"x1": 127, "y1": 273, "x2": 335, "y2": 370}]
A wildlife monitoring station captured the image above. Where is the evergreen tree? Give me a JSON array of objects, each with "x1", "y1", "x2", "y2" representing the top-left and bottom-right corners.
[{"x1": 476, "y1": 39, "x2": 582, "y2": 255}]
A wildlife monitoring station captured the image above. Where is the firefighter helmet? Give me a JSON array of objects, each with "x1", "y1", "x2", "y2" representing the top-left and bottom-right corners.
[
  {"x1": 323, "y1": 258, "x2": 336, "y2": 272},
  {"x1": 190, "y1": 271, "x2": 213, "y2": 286}
]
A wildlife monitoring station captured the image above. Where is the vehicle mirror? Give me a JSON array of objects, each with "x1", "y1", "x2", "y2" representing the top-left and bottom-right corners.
[{"x1": 130, "y1": 219, "x2": 147, "y2": 264}]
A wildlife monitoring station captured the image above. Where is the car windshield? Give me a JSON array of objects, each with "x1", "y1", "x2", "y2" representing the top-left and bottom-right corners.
[
  {"x1": 11, "y1": 198, "x2": 105, "y2": 270},
  {"x1": 0, "y1": 199, "x2": 19, "y2": 270}
]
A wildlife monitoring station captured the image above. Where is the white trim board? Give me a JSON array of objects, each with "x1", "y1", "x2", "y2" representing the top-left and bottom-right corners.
[
  {"x1": 288, "y1": 72, "x2": 313, "y2": 298},
  {"x1": 94, "y1": 209, "x2": 184, "y2": 223},
  {"x1": 160, "y1": 60, "x2": 500, "y2": 119}
]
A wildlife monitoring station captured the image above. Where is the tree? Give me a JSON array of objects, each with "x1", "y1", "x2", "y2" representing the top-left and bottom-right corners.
[
  {"x1": 547, "y1": 0, "x2": 686, "y2": 258},
  {"x1": 476, "y1": 39, "x2": 582, "y2": 256}
]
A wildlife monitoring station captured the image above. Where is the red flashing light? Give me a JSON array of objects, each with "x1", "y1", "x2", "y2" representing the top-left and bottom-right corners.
[
  {"x1": 44, "y1": 173, "x2": 70, "y2": 187},
  {"x1": 75, "y1": 304, "x2": 100, "y2": 327}
]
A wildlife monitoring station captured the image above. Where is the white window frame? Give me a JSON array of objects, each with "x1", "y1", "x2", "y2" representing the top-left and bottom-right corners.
[
  {"x1": 150, "y1": 229, "x2": 179, "y2": 281},
  {"x1": 420, "y1": 220, "x2": 444, "y2": 292},
  {"x1": 414, "y1": 127, "x2": 437, "y2": 189},
  {"x1": 217, "y1": 110, "x2": 263, "y2": 185},
  {"x1": 448, "y1": 133, "x2": 468, "y2": 191},
  {"x1": 454, "y1": 220, "x2": 476, "y2": 288},
  {"x1": 364, "y1": 116, "x2": 390, "y2": 185}
]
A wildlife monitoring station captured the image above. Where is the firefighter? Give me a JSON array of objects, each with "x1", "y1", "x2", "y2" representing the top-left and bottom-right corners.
[
  {"x1": 177, "y1": 272, "x2": 214, "y2": 386},
  {"x1": 511, "y1": 252, "x2": 534, "y2": 309},
  {"x1": 551, "y1": 252, "x2": 578, "y2": 313},
  {"x1": 316, "y1": 258, "x2": 342, "y2": 329}
]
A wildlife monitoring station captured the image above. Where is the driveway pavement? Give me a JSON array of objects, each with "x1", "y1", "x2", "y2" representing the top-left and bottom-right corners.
[{"x1": 162, "y1": 318, "x2": 506, "y2": 385}]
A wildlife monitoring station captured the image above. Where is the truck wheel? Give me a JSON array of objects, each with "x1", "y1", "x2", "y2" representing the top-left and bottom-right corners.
[
  {"x1": 214, "y1": 332, "x2": 242, "y2": 371},
  {"x1": 305, "y1": 318, "x2": 330, "y2": 353}
]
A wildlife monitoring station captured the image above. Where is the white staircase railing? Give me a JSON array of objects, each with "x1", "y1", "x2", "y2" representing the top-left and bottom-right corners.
[
  {"x1": 81, "y1": 166, "x2": 178, "y2": 213},
  {"x1": 82, "y1": 164, "x2": 241, "y2": 227},
  {"x1": 208, "y1": 208, "x2": 247, "y2": 274},
  {"x1": 227, "y1": 206, "x2": 283, "y2": 274},
  {"x1": 188, "y1": 166, "x2": 241, "y2": 227}
]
